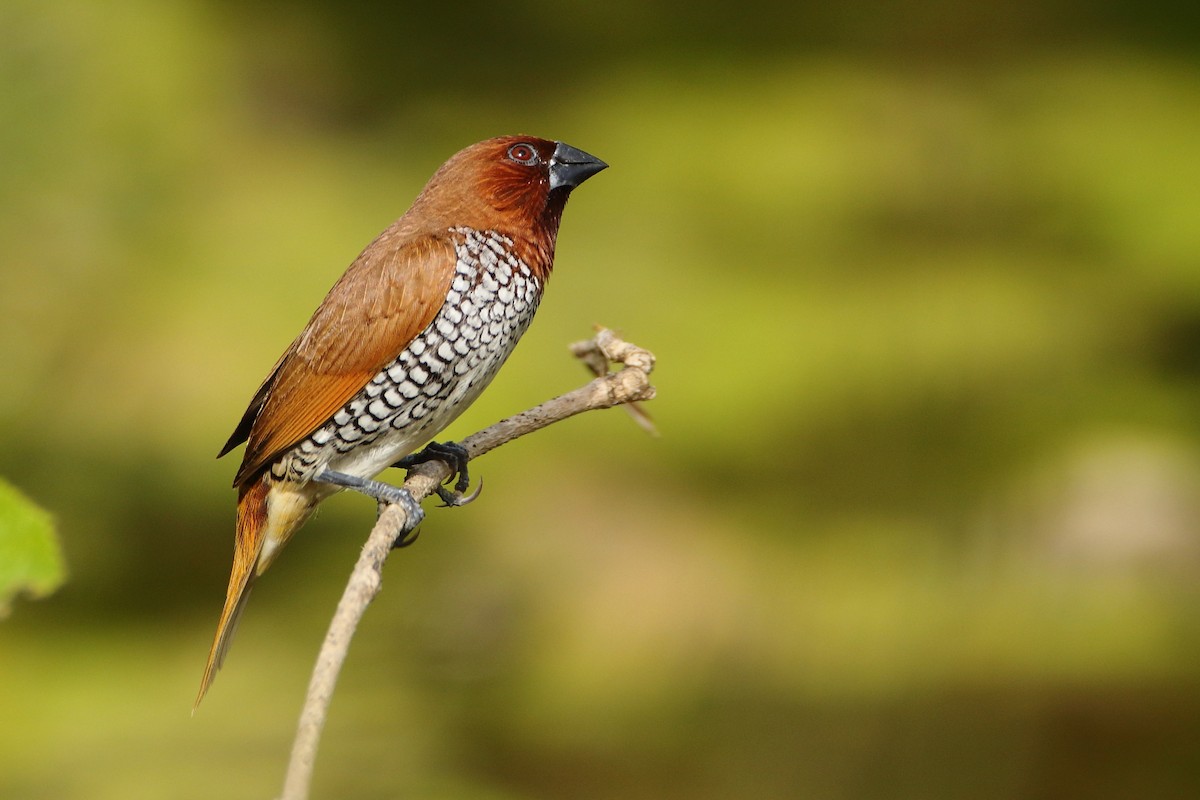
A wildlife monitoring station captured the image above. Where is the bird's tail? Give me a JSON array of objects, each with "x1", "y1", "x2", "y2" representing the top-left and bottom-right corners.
[
  {"x1": 195, "y1": 477, "x2": 270, "y2": 710},
  {"x1": 196, "y1": 475, "x2": 322, "y2": 710}
]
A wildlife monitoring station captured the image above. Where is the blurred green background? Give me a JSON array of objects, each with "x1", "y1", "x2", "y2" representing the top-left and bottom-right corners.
[{"x1": 3, "y1": 0, "x2": 1200, "y2": 797}]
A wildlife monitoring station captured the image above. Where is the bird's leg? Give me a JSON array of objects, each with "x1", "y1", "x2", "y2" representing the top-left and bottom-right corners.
[
  {"x1": 312, "y1": 469, "x2": 425, "y2": 535},
  {"x1": 392, "y1": 441, "x2": 482, "y2": 508}
]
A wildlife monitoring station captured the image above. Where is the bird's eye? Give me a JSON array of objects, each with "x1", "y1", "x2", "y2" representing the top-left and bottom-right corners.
[{"x1": 507, "y1": 143, "x2": 539, "y2": 166}]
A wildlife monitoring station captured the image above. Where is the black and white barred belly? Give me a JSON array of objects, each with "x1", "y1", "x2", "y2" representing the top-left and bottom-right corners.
[{"x1": 269, "y1": 227, "x2": 542, "y2": 484}]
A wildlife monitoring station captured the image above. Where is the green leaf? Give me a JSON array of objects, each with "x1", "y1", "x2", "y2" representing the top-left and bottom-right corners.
[{"x1": 0, "y1": 477, "x2": 65, "y2": 615}]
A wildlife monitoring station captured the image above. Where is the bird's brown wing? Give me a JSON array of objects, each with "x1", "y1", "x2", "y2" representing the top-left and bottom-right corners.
[{"x1": 227, "y1": 231, "x2": 456, "y2": 487}]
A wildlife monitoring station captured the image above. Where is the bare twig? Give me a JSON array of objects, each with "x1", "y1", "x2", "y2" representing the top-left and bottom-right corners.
[
  {"x1": 572, "y1": 331, "x2": 658, "y2": 437},
  {"x1": 280, "y1": 327, "x2": 655, "y2": 800}
]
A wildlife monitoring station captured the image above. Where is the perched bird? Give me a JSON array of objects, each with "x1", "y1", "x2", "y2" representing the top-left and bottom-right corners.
[{"x1": 197, "y1": 136, "x2": 606, "y2": 706}]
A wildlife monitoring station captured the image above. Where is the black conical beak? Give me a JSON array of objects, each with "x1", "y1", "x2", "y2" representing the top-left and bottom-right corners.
[{"x1": 549, "y1": 142, "x2": 608, "y2": 191}]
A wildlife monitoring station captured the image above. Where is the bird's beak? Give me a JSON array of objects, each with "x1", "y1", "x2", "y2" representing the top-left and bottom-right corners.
[{"x1": 549, "y1": 142, "x2": 608, "y2": 191}]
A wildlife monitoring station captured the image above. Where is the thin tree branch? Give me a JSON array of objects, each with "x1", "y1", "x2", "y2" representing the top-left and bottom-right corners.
[{"x1": 280, "y1": 327, "x2": 656, "y2": 800}]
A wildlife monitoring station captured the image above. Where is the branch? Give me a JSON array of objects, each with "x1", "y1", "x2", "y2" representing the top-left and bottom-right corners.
[{"x1": 280, "y1": 327, "x2": 656, "y2": 800}]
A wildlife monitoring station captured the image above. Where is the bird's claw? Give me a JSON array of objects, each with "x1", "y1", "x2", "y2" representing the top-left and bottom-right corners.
[
  {"x1": 435, "y1": 476, "x2": 483, "y2": 508},
  {"x1": 392, "y1": 526, "x2": 421, "y2": 549}
]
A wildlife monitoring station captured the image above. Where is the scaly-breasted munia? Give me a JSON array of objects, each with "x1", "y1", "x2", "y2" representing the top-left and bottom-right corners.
[{"x1": 197, "y1": 136, "x2": 606, "y2": 705}]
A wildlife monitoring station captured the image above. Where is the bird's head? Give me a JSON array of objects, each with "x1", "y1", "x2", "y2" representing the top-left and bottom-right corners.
[{"x1": 408, "y1": 136, "x2": 607, "y2": 269}]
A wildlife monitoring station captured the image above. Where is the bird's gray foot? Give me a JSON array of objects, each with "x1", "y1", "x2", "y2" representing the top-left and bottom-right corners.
[
  {"x1": 312, "y1": 469, "x2": 425, "y2": 530},
  {"x1": 393, "y1": 440, "x2": 481, "y2": 506}
]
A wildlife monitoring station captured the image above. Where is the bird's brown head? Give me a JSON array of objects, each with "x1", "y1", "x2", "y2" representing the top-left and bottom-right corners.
[{"x1": 408, "y1": 135, "x2": 607, "y2": 273}]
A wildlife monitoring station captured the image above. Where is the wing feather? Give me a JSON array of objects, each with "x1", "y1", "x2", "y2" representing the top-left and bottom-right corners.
[{"x1": 227, "y1": 231, "x2": 456, "y2": 487}]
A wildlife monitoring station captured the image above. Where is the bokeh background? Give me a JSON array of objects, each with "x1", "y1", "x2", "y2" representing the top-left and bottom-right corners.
[{"x1": 3, "y1": 0, "x2": 1200, "y2": 797}]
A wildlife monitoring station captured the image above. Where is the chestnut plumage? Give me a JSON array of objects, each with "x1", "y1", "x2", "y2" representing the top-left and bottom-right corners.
[{"x1": 197, "y1": 136, "x2": 606, "y2": 707}]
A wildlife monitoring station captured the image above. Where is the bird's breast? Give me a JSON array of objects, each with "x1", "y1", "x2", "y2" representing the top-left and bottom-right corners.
[{"x1": 270, "y1": 228, "x2": 544, "y2": 484}]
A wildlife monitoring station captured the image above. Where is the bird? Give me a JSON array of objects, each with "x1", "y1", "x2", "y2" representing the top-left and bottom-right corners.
[{"x1": 196, "y1": 136, "x2": 607, "y2": 707}]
